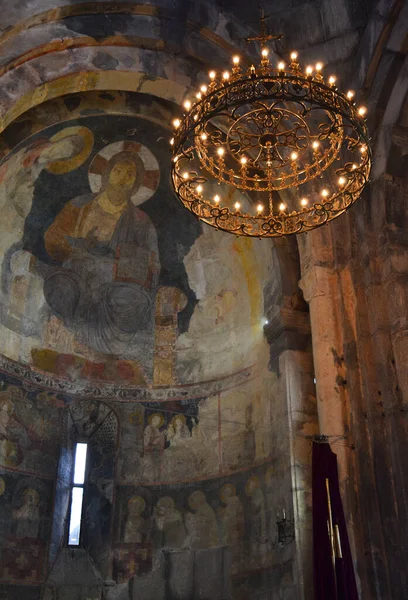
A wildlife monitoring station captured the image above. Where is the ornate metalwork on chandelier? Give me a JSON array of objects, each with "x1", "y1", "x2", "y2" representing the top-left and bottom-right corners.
[{"x1": 170, "y1": 38, "x2": 371, "y2": 237}]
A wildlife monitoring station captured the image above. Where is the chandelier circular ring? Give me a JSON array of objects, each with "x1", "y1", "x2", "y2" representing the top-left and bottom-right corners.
[{"x1": 170, "y1": 52, "x2": 371, "y2": 238}]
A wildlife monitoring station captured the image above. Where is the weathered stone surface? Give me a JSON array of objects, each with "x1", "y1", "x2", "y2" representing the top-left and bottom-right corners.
[{"x1": 0, "y1": 1, "x2": 405, "y2": 599}]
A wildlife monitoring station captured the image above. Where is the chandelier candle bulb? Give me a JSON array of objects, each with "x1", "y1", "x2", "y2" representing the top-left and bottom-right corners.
[
  {"x1": 170, "y1": 138, "x2": 174, "y2": 146},
  {"x1": 170, "y1": 22, "x2": 371, "y2": 238},
  {"x1": 234, "y1": 202, "x2": 241, "y2": 210}
]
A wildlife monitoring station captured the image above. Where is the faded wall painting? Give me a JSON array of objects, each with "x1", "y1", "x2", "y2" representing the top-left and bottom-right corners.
[
  {"x1": 43, "y1": 138, "x2": 160, "y2": 358},
  {"x1": 0, "y1": 91, "x2": 272, "y2": 389},
  {"x1": 0, "y1": 106, "x2": 200, "y2": 385},
  {"x1": 0, "y1": 381, "x2": 60, "y2": 475},
  {"x1": 113, "y1": 460, "x2": 279, "y2": 582},
  {"x1": 0, "y1": 92, "x2": 289, "y2": 600},
  {"x1": 0, "y1": 363, "x2": 287, "y2": 599},
  {"x1": 116, "y1": 368, "x2": 275, "y2": 485},
  {"x1": 0, "y1": 470, "x2": 53, "y2": 587},
  {"x1": 0, "y1": 375, "x2": 61, "y2": 594}
]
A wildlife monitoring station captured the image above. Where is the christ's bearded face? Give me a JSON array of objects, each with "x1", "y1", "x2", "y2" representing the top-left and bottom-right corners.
[
  {"x1": 108, "y1": 160, "x2": 137, "y2": 190},
  {"x1": 106, "y1": 159, "x2": 138, "y2": 206}
]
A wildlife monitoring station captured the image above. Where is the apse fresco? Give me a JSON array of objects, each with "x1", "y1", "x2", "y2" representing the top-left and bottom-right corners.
[
  {"x1": 0, "y1": 95, "x2": 270, "y2": 387},
  {"x1": 116, "y1": 376, "x2": 275, "y2": 484},
  {"x1": 0, "y1": 368, "x2": 286, "y2": 598},
  {"x1": 0, "y1": 93, "x2": 286, "y2": 599},
  {"x1": 0, "y1": 111, "x2": 198, "y2": 384},
  {"x1": 113, "y1": 461, "x2": 278, "y2": 580}
]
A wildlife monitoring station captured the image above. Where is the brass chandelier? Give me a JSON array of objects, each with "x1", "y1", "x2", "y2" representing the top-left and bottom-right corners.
[{"x1": 170, "y1": 25, "x2": 371, "y2": 237}]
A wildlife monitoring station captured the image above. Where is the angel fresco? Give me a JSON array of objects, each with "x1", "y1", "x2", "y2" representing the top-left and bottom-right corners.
[
  {"x1": 167, "y1": 414, "x2": 191, "y2": 448},
  {"x1": 0, "y1": 126, "x2": 92, "y2": 235},
  {"x1": 43, "y1": 141, "x2": 160, "y2": 356},
  {"x1": 0, "y1": 127, "x2": 94, "y2": 334}
]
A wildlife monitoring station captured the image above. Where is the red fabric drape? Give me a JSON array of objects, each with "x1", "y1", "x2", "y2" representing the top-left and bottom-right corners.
[{"x1": 312, "y1": 440, "x2": 359, "y2": 600}]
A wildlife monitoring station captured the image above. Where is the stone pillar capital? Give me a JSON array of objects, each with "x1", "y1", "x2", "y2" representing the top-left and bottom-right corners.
[
  {"x1": 264, "y1": 304, "x2": 311, "y2": 372},
  {"x1": 299, "y1": 264, "x2": 336, "y2": 304}
]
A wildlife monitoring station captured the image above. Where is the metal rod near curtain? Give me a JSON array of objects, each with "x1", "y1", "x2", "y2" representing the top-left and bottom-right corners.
[{"x1": 312, "y1": 438, "x2": 359, "y2": 600}]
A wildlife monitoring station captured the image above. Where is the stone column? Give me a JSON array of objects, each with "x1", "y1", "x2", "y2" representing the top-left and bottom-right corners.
[
  {"x1": 298, "y1": 174, "x2": 408, "y2": 598},
  {"x1": 298, "y1": 224, "x2": 359, "y2": 576},
  {"x1": 279, "y1": 348, "x2": 317, "y2": 600},
  {"x1": 264, "y1": 302, "x2": 317, "y2": 600},
  {"x1": 299, "y1": 259, "x2": 351, "y2": 500}
]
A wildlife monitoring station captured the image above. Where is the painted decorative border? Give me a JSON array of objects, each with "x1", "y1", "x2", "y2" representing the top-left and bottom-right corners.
[{"x1": 0, "y1": 353, "x2": 257, "y2": 401}]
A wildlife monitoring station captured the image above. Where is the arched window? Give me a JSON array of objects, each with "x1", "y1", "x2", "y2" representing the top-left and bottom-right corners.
[{"x1": 49, "y1": 401, "x2": 118, "y2": 576}]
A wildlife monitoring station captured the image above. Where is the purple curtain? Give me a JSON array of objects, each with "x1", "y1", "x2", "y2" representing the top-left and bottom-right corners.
[{"x1": 312, "y1": 440, "x2": 358, "y2": 600}]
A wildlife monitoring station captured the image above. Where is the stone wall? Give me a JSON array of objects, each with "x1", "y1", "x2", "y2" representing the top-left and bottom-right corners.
[
  {"x1": 297, "y1": 4, "x2": 408, "y2": 596},
  {"x1": 0, "y1": 0, "x2": 394, "y2": 597}
]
